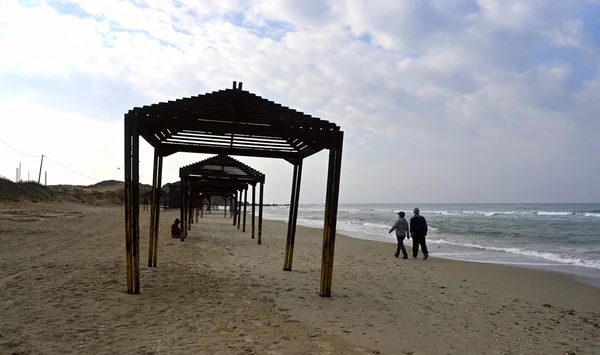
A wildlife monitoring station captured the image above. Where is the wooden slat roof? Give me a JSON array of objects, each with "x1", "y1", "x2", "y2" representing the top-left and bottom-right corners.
[
  {"x1": 180, "y1": 154, "x2": 265, "y2": 184},
  {"x1": 130, "y1": 82, "x2": 341, "y2": 160}
]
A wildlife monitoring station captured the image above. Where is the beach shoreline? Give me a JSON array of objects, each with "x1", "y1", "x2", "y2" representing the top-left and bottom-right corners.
[
  {"x1": 338, "y1": 228, "x2": 600, "y2": 289},
  {"x1": 1, "y1": 203, "x2": 599, "y2": 354},
  {"x1": 262, "y1": 209, "x2": 600, "y2": 290}
]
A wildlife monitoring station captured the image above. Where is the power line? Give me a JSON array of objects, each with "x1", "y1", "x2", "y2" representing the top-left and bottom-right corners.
[
  {"x1": 44, "y1": 155, "x2": 103, "y2": 182},
  {"x1": 0, "y1": 136, "x2": 41, "y2": 158},
  {"x1": 0, "y1": 136, "x2": 104, "y2": 182}
]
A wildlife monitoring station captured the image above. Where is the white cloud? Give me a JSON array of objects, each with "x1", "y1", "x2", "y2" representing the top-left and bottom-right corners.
[{"x1": 0, "y1": 0, "x2": 599, "y2": 203}]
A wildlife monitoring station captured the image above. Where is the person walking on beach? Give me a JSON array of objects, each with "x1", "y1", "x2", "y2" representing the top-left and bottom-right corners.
[
  {"x1": 410, "y1": 207, "x2": 429, "y2": 260},
  {"x1": 389, "y1": 211, "x2": 409, "y2": 259}
]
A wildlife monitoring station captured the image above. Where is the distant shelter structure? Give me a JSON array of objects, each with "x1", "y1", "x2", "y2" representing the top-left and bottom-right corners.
[
  {"x1": 124, "y1": 81, "x2": 344, "y2": 297},
  {"x1": 142, "y1": 189, "x2": 169, "y2": 211},
  {"x1": 179, "y1": 154, "x2": 265, "y2": 242}
]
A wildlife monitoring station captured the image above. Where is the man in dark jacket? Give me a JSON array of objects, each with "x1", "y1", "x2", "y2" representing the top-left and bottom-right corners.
[{"x1": 409, "y1": 207, "x2": 429, "y2": 260}]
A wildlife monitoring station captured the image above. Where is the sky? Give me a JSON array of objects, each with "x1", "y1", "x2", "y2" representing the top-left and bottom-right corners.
[{"x1": 0, "y1": 0, "x2": 599, "y2": 204}]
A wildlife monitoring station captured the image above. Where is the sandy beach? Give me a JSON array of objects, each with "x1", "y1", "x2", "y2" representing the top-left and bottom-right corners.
[{"x1": 1, "y1": 202, "x2": 599, "y2": 355}]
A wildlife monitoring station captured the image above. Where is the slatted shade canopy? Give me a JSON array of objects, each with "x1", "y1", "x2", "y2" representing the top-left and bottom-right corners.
[
  {"x1": 134, "y1": 82, "x2": 340, "y2": 161},
  {"x1": 124, "y1": 81, "x2": 344, "y2": 298}
]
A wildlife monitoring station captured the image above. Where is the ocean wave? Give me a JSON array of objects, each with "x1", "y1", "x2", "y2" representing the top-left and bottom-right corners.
[
  {"x1": 429, "y1": 238, "x2": 600, "y2": 270},
  {"x1": 421, "y1": 210, "x2": 600, "y2": 218},
  {"x1": 267, "y1": 206, "x2": 600, "y2": 218}
]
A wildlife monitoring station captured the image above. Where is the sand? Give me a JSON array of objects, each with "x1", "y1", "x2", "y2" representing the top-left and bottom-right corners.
[{"x1": 1, "y1": 203, "x2": 599, "y2": 355}]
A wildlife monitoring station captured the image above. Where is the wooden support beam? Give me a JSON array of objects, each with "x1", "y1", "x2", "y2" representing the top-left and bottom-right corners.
[
  {"x1": 319, "y1": 132, "x2": 344, "y2": 297},
  {"x1": 148, "y1": 149, "x2": 159, "y2": 267},
  {"x1": 181, "y1": 179, "x2": 187, "y2": 241},
  {"x1": 251, "y1": 183, "x2": 256, "y2": 239},
  {"x1": 284, "y1": 160, "x2": 303, "y2": 271},
  {"x1": 188, "y1": 185, "x2": 193, "y2": 230},
  {"x1": 290, "y1": 160, "x2": 303, "y2": 267},
  {"x1": 132, "y1": 115, "x2": 141, "y2": 294},
  {"x1": 195, "y1": 195, "x2": 199, "y2": 222},
  {"x1": 237, "y1": 189, "x2": 242, "y2": 229},
  {"x1": 159, "y1": 141, "x2": 299, "y2": 160},
  {"x1": 200, "y1": 194, "x2": 204, "y2": 218},
  {"x1": 152, "y1": 155, "x2": 163, "y2": 267},
  {"x1": 124, "y1": 114, "x2": 133, "y2": 294},
  {"x1": 284, "y1": 163, "x2": 299, "y2": 271},
  {"x1": 243, "y1": 186, "x2": 248, "y2": 233},
  {"x1": 258, "y1": 181, "x2": 264, "y2": 245},
  {"x1": 224, "y1": 195, "x2": 228, "y2": 218},
  {"x1": 233, "y1": 191, "x2": 238, "y2": 225},
  {"x1": 180, "y1": 178, "x2": 184, "y2": 240}
]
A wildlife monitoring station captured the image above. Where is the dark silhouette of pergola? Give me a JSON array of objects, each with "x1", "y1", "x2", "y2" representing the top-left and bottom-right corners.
[
  {"x1": 124, "y1": 81, "x2": 344, "y2": 297},
  {"x1": 178, "y1": 154, "x2": 265, "y2": 242},
  {"x1": 183, "y1": 178, "x2": 250, "y2": 239},
  {"x1": 142, "y1": 190, "x2": 169, "y2": 211}
]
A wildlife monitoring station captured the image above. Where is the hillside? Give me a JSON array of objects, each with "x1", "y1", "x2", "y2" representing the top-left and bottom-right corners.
[{"x1": 0, "y1": 179, "x2": 152, "y2": 205}]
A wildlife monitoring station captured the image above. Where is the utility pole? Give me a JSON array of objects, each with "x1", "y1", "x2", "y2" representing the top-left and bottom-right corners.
[
  {"x1": 28, "y1": 171, "x2": 30, "y2": 181},
  {"x1": 15, "y1": 167, "x2": 18, "y2": 182},
  {"x1": 38, "y1": 154, "x2": 44, "y2": 184},
  {"x1": 45, "y1": 171, "x2": 47, "y2": 186},
  {"x1": 18, "y1": 162, "x2": 21, "y2": 182}
]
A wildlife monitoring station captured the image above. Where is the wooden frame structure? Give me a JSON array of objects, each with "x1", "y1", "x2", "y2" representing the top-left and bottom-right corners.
[
  {"x1": 142, "y1": 190, "x2": 169, "y2": 211},
  {"x1": 179, "y1": 154, "x2": 265, "y2": 242},
  {"x1": 181, "y1": 179, "x2": 250, "y2": 241},
  {"x1": 124, "y1": 81, "x2": 343, "y2": 297}
]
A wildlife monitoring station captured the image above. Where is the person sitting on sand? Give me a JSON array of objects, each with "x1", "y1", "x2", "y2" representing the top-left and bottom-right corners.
[
  {"x1": 389, "y1": 211, "x2": 410, "y2": 259},
  {"x1": 171, "y1": 218, "x2": 181, "y2": 238},
  {"x1": 410, "y1": 207, "x2": 429, "y2": 260}
]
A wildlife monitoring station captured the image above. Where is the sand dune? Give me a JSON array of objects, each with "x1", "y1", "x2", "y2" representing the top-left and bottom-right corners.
[{"x1": 1, "y1": 202, "x2": 599, "y2": 354}]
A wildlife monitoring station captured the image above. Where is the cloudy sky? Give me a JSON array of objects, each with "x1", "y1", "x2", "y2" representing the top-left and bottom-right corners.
[{"x1": 0, "y1": 0, "x2": 599, "y2": 204}]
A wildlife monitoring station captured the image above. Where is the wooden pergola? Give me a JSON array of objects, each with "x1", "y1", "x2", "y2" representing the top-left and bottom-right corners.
[
  {"x1": 124, "y1": 81, "x2": 344, "y2": 297},
  {"x1": 182, "y1": 179, "x2": 250, "y2": 241},
  {"x1": 179, "y1": 154, "x2": 265, "y2": 242},
  {"x1": 142, "y1": 190, "x2": 169, "y2": 211}
]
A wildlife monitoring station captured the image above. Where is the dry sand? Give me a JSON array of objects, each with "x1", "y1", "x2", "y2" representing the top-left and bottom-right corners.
[{"x1": 1, "y1": 203, "x2": 599, "y2": 355}]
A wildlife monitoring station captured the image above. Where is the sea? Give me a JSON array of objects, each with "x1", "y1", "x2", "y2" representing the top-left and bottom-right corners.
[{"x1": 262, "y1": 203, "x2": 600, "y2": 287}]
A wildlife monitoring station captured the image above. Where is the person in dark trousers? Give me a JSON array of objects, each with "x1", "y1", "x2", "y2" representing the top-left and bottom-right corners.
[
  {"x1": 389, "y1": 211, "x2": 409, "y2": 259},
  {"x1": 171, "y1": 218, "x2": 181, "y2": 238},
  {"x1": 410, "y1": 207, "x2": 429, "y2": 260}
]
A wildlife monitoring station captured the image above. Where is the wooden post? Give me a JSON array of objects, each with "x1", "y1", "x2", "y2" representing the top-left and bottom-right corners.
[
  {"x1": 224, "y1": 195, "x2": 228, "y2": 217},
  {"x1": 180, "y1": 179, "x2": 184, "y2": 239},
  {"x1": 258, "y1": 181, "x2": 264, "y2": 245},
  {"x1": 232, "y1": 192, "x2": 236, "y2": 224},
  {"x1": 195, "y1": 195, "x2": 199, "y2": 222},
  {"x1": 233, "y1": 191, "x2": 237, "y2": 225},
  {"x1": 320, "y1": 132, "x2": 344, "y2": 297},
  {"x1": 284, "y1": 161, "x2": 303, "y2": 271},
  {"x1": 181, "y1": 179, "x2": 187, "y2": 241},
  {"x1": 152, "y1": 155, "x2": 163, "y2": 267},
  {"x1": 200, "y1": 195, "x2": 204, "y2": 218},
  {"x1": 290, "y1": 161, "x2": 303, "y2": 268},
  {"x1": 243, "y1": 186, "x2": 248, "y2": 232},
  {"x1": 124, "y1": 114, "x2": 133, "y2": 294},
  {"x1": 237, "y1": 189, "x2": 242, "y2": 229},
  {"x1": 131, "y1": 115, "x2": 140, "y2": 294},
  {"x1": 284, "y1": 163, "x2": 299, "y2": 271},
  {"x1": 188, "y1": 188, "x2": 193, "y2": 230},
  {"x1": 251, "y1": 183, "x2": 256, "y2": 239},
  {"x1": 148, "y1": 149, "x2": 159, "y2": 267}
]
